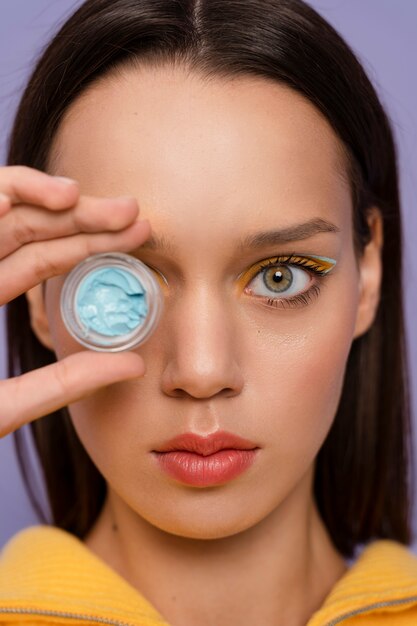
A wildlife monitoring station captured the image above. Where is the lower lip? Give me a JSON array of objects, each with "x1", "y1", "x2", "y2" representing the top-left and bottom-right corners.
[{"x1": 152, "y1": 449, "x2": 259, "y2": 486}]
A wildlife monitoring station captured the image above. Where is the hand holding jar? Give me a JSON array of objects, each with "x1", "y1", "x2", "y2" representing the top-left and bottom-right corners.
[{"x1": 0, "y1": 165, "x2": 156, "y2": 437}]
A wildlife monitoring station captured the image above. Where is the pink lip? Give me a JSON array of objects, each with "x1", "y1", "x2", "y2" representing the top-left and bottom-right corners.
[
  {"x1": 151, "y1": 430, "x2": 260, "y2": 487},
  {"x1": 153, "y1": 429, "x2": 258, "y2": 455}
]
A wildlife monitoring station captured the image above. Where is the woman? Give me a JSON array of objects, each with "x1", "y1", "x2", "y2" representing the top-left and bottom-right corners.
[{"x1": 1, "y1": 0, "x2": 416, "y2": 624}]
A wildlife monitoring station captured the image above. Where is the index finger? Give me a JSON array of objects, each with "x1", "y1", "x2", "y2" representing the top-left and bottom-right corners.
[
  {"x1": 0, "y1": 351, "x2": 146, "y2": 438},
  {"x1": 0, "y1": 165, "x2": 80, "y2": 210}
]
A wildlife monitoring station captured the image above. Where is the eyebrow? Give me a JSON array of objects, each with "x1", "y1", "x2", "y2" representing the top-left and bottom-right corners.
[
  {"x1": 139, "y1": 218, "x2": 340, "y2": 253},
  {"x1": 237, "y1": 218, "x2": 340, "y2": 251}
]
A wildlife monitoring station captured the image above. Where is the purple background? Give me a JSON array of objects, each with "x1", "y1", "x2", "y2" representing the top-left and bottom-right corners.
[{"x1": 1, "y1": 1, "x2": 416, "y2": 549}]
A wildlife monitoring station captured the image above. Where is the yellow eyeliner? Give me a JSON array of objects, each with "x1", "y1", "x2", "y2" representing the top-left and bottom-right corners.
[
  {"x1": 236, "y1": 254, "x2": 337, "y2": 291},
  {"x1": 291, "y1": 254, "x2": 338, "y2": 273}
]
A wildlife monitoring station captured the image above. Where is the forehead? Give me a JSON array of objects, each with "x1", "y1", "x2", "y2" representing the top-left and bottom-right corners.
[{"x1": 48, "y1": 65, "x2": 351, "y2": 254}]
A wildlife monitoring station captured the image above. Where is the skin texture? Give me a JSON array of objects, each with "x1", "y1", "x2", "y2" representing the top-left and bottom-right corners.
[{"x1": 26, "y1": 65, "x2": 383, "y2": 626}]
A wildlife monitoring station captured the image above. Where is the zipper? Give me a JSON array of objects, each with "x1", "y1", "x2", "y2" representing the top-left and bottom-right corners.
[
  {"x1": 0, "y1": 607, "x2": 137, "y2": 625},
  {"x1": 1, "y1": 596, "x2": 417, "y2": 625},
  {"x1": 323, "y1": 595, "x2": 417, "y2": 625}
]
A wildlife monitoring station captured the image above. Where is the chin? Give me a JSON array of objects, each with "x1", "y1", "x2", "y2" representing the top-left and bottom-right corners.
[{"x1": 134, "y1": 493, "x2": 271, "y2": 541}]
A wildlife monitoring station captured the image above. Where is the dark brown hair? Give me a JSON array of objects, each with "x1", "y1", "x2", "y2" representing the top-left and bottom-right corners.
[{"x1": 6, "y1": 0, "x2": 413, "y2": 558}]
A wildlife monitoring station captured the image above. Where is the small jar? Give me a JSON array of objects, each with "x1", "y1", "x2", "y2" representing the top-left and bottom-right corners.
[{"x1": 60, "y1": 252, "x2": 164, "y2": 352}]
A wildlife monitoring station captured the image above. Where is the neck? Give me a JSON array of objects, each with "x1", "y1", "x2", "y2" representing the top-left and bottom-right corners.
[{"x1": 84, "y1": 469, "x2": 348, "y2": 626}]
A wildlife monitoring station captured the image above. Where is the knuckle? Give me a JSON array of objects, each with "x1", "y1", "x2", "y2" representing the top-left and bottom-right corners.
[
  {"x1": 83, "y1": 234, "x2": 96, "y2": 258},
  {"x1": 72, "y1": 205, "x2": 88, "y2": 231},
  {"x1": 32, "y1": 246, "x2": 60, "y2": 283},
  {"x1": 53, "y1": 359, "x2": 73, "y2": 394},
  {"x1": 12, "y1": 211, "x2": 37, "y2": 246}
]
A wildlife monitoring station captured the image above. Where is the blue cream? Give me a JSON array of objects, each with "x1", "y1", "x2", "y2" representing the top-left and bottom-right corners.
[{"x1": 75, "y1": 267, "x2": 148, "y2": 336}]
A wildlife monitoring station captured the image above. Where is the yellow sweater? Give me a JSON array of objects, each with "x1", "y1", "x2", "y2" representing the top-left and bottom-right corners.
[{"x1": 1, "y1": 525, "x2": 417, "y2": 625}]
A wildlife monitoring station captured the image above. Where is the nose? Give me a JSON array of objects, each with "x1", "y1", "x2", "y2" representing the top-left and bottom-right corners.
[{"x1": 160, "y1": 285, "x2": 244, "y2": 400}]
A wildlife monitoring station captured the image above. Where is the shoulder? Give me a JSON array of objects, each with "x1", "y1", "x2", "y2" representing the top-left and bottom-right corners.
[
  {"x1": 308, "y1": 540, "x2": 417, "y2": 625},
  {"x1": 0, "y1": 524, "x2": 170, "y2": 625},
  {"x1": 1, "y1": 523, "x2": 79, "y2": 564}
]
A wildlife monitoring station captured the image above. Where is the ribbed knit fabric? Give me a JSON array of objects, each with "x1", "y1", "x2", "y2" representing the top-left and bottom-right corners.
[
  {"x1": 1, "y1": 525, "x2": 417, "y2": 625},
  {"x1": 308, "y1": 539, "x2": 417, "y2": 625},
  {"x1": 0, "y1": 525, "x2": 168, "y2": 625}
]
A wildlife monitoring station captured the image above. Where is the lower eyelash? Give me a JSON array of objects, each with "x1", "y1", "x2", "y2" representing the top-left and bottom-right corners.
[{"x1": 265, "y1": 283, "x2": 322, "y2": 309}]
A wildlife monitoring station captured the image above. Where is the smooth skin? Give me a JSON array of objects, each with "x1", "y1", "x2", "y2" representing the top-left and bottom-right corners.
[{"x1": 3, "y1": 65, "x2": 383, "y2": 626}]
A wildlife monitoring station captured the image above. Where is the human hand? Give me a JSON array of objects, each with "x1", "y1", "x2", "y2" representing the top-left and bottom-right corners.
[{"x1": 0, "y1": 165, "x2": 150, "y2": 437}]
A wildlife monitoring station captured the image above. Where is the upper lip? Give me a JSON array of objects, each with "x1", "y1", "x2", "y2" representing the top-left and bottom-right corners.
[{"x1": 153, "y1": 430, "x2": 259, "y2": 456}]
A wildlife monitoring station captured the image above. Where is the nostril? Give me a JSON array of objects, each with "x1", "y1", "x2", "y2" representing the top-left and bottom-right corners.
[
  {"x1": 165, "y1": 387, "x2": 237, "y2": 400},
  {"x1": 161, "y1": 359, "x2": 244, "y2": 399},
  {"x1": 172, "y1": 388, "x2": 187, "y2": 398}
]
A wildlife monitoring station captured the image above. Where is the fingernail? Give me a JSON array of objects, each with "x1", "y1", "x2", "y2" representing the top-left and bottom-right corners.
[
  {"x1": 0, "y1": 192, "x2": 10, "y2": 203},
  {"x1": 54, "y1": 176, "x2": 78, "y2": 185}
]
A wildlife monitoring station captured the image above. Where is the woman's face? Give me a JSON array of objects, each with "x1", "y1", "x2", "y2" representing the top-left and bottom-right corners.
[{"x1": 40, "y1": 65, "x2": 380, "y2": 539}]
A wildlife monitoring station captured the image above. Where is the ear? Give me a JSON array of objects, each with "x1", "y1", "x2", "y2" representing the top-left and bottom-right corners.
[
  {"x1": 353, "y1": 206, "x2": 384, "y2": 339},
  {"x1": 25, "y1": 284, "x2": 55, "y2": 351}
]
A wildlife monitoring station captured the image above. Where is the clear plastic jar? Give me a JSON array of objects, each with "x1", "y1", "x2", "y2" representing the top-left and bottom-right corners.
[{"x1": 60, "y1": 252, "x2": 164, "y2": 352}]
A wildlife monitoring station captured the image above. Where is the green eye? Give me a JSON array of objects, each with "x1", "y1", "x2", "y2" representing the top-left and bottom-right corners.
[{"x1": 239, "y1": 254, "x2": 337, "y2": 309}]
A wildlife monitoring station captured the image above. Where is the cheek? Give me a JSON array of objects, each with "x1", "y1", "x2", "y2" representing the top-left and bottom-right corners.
[{"x1": 249, "y1": 270, "x2": 360, "y2": 469}]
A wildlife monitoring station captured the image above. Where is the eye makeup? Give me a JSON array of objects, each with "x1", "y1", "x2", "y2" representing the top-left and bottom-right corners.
[
  {"x1": 237, "y1": 253, "x2": 337, "y2": 309},
  {"x1": 61, "y1": 251, "x2": 336, "y2": 345},
  {"x1": 60, "y1": 252, "x2": 164, "y2": 351}
]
